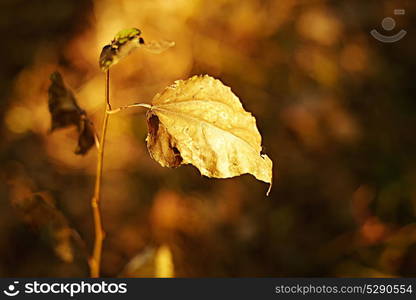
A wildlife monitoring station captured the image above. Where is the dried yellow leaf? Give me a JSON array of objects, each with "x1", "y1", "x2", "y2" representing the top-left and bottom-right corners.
[{"x1": 146, "y1": 75, "x2": 273, "y2": 194}]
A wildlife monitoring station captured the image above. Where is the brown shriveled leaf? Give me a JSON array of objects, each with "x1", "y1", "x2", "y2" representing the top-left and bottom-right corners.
[
  {"x1": 99, "y1": 28, "x2": 143, "y2": 72},
  {"x1": 99, "y1": 28, "x2": 174, "y2": 72},
  {"x1": 145, "y1": 75, "x2": 273, "y2": 194},
  {"x1": 48, "y1": 71, "x2": 95, "y2": 155}
]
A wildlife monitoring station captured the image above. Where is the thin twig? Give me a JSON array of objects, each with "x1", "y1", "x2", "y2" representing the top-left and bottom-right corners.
[
  {"x1": 106, "y1": 103, "x2": 151, "y2": 115},
  {"x1": 90, "y1": 69, "x2": 111, "y2": 278}
]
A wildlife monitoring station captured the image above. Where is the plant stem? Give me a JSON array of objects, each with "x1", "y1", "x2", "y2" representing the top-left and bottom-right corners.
[
  {"x1": 90, "y1": 69, "x2": 111, "y2": 277},
  {"x1": 106, "y1": 103, "x2": 151, "y2": 115}
]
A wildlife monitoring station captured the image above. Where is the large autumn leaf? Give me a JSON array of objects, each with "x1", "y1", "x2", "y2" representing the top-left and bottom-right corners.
[{"x1": 146, "y1": 75, "x2": 273, "y2": 193}]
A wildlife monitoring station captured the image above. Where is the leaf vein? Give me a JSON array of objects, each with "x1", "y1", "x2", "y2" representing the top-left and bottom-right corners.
[{"x1": 152, "y1": 107, "x2": 262, "y2": 156}]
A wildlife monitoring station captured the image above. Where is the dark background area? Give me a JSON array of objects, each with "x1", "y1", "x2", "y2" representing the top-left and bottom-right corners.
[{"x1": 0, "y1": 0, "x2": 415, "y2": 277}]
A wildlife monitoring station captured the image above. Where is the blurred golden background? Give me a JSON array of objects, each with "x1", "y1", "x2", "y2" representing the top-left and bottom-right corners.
[{"x1": 0, "y1": 0, "x2": 415, "y2": 277}]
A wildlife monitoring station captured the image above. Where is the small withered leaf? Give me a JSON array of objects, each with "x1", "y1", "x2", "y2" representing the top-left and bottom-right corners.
[
  {"x1": 99, "y1": 28, "x2": 142, "y2": 72},
  {"x1": 145, "y1": 75, "x2": 273, "y2": 194},
  {"x1": 48, "y1": 71, "x2": 95, "y2": 155},
  {"x1": 99, "y1": 28, "x2": 174, "y2": 72}
]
